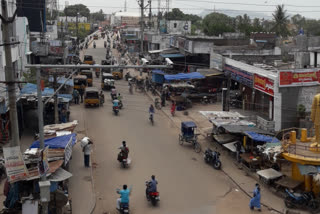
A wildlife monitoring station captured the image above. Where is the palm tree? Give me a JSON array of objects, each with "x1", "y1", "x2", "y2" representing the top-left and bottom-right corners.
[{"x1": 272, "y1": 5, "x2": 290, "y2": 37}]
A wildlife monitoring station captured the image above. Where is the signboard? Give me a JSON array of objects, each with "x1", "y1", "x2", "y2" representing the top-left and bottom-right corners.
[
  {"x1": 64, "y1": 136, "x2": 73, "y2": 166},
  {"x1": 224, "y1": 64, "x2": 253, "y2": 88},
  {"x1": 3, "y1": 146, "x2": 28, "y2": 183},
  {"x1": 279, "y1": 70, "x2": 320, "y2": 87},
  {"x1": 210, "y1": 52, "x2": 224, "y2": 71},
  {"x1": 254, "y1": 74, "x2": 274, "y2": 96},
  {"x1": 39, "y1": 146, "x2": 49, "y2": 176}
]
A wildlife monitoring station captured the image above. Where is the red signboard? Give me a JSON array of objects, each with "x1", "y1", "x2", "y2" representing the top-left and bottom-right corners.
[
  {"x1": 279, "y1": 70, "x2": 320, "y2": 87},
  {"x1": 254, "y1": 74, "x2": 274, "y2": 96}
]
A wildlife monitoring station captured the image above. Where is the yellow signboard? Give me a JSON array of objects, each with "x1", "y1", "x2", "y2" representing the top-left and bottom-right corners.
[{"x1": 58, "y1": 22, "x2": 91, "y2": 31}]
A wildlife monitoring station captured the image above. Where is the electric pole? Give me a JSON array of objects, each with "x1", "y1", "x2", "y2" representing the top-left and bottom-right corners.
[
  {"x1": 76, "y1": 11, "x2": 79, "y2": 50},
  {"x1": 139, "y1": 0, "x2": 144, "y2": 53},
  {"x1": 53, "y1": 72, "x2": 59, "y2": 124},
  {"x1": 149, "y1": 0, "x2": 152, "y2": 28},
  {"x1": 0, "y1": 0, "x2": 20, "y2": 147}
]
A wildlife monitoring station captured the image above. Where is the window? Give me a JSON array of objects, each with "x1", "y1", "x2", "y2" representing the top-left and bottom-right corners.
[{"x1": 174, "y1": 23, "x2": 177, "y2": 28}]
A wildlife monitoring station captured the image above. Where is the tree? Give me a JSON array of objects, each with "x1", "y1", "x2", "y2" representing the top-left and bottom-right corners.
[
  {"x1": 64, "y1": 4, "x2": 90, "y2": 17},
  {"x1": 91, "y1": 9, "x2": 105, "y2": 22},
  {"x1": 202, "y1": 13, "x2": 235, "y2": 36},
  {"x1": 271, "y1": 5, "x2": 290, "y2": 37}
]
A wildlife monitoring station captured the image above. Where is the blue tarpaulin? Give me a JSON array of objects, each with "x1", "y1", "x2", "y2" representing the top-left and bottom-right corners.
[
  {"x1": 20, "y1": 83, "x2": 72, "y2": 101},
  {"x1": 164, "y1": 72, "x2": 205, "y2": 81},
  {"x1": 152, "y1": 70, "x2": 165, "y2": 75},
  {"x1": 57, "y1": 77, "x2": 74, "y2": 87},
  {"x1": 245, "y1": 131, "x2": 279, "y2": 143},
  {"x1": 30, "y1": 133, "x2": 77, "y2": 149},
  {"x1": 160, "y1": 53, "x2": 185, "y2": 58}
]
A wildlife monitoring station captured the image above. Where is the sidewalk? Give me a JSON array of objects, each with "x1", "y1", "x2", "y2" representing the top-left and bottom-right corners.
[
  {"x1": 68, "y1": 105, "x2": 95, "y2": 214},
  {"x1": 145, "y1": 91, "x2": 288, "y2": 214}
]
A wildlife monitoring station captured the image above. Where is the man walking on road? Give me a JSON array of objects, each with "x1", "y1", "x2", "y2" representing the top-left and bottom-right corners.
[
  {"x1": 73, "y1": 89, "x2": 79, "y2": 104},
  {"x1": 79, "y1": 84, "x2": 85, "y2": 103},
  {"x1": 81, "y1": 137, "x2": 93, "y2": 167}
]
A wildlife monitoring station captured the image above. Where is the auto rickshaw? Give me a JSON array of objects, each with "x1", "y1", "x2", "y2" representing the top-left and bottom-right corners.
[
  {"x1": 74, "y1": 75, "x2": 87, "y2": 90},
  {"x1": 178, "y1": 121, "x2": 201, "y2": 153},
  {"x1": 84, "y1": 87, "x2": 100, "y2": 107},
  {"x1": 101, "y1": 73, "x2": 115, "y2": 90},
  {"x1": 83, "y1": 55, "x2": 95, "y2": 65},
  {"x1": 101, "y1": 32, "x2": 105, "y2": 39},
  {"x1": 80, "y1": 70, "x2": 93, "y2": 86},
  {"x1": 93, "y1": 34, "x2": 99, "y2": 40},
  {"x1": 112, "y1": 68, "x2": 123, "y2": 80}
]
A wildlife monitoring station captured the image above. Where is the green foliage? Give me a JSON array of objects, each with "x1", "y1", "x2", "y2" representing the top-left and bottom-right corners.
[
  {"x1": 90, "y1": 9, "x2": 105, "y2": 22},
  {"x1": 271, "y1": 5, "x2": 290, "y2": 37},
  {"x1": 166, "y1": 8, "x2": 202, "y2": 25},
  {"x1": 202, "y1": 13, "x2": 235, "y2": 36},
  {"x1": 22, "y1": 68, "x2": 37, "y2": 84},
  {"x1": 64, "y1": 4, "x2": 90, "y2": 17},
  {"x1": 297, "y1": 104, "x2": 306, "y2": 118}
]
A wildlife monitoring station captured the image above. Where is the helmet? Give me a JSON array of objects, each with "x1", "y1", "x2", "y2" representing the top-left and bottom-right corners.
[{"x1": 122, "y1": 141, "x2": 126, "y2": 146}]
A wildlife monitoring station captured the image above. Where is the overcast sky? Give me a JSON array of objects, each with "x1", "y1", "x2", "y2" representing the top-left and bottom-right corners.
[{"x1": 63, "y1": 0, "x2": 320, "y2": 19}]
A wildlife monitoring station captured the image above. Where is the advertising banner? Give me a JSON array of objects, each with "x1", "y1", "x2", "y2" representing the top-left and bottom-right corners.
[
  {"x1": 224, "y1": 64, "x2": 253, "y2": 88},
  {"x1": 254, "y1": 74, "x2": 274, "y2": 96},
  {"x1": 279, "y1": 70, "x2": 320, "y2": 87},
  {"x1": 3, "y1": 146, "x2": 28, "y2": 183}
]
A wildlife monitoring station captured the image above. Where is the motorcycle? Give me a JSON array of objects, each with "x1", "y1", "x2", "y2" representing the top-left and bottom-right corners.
[
  {"x1": 93, "y1": 44, "x2": 96, "y2": 49},
  {"x1": 111, "y1": 93, "x2": 117, "y2": 100},
  {"x1": 116, "y1": 188, "x2": 130, "y2": 213},
  {"x1": 129, "y1": 85, "x2": 133, "y2": 94},
  {"x1": 125, "y1": 73, "x2": 132, "y2": 81},
  {"x1": 155, "y1": 98, "x2": 161, "y2": 110},
  {"x1": 145, "y1": 181, "x2": 160, "y2": 206},
  {"x1": 201, "y1": 96, "x2": 211, "y2": 104},
  {"x1": 204, "y1": 148, "x2": 222, "y2": 170},
  {"x1": 118, "y1": 149, "x2": 130, "y2": 168},
  {"x1": 284, "y1": 189, "x2": 318, "y2": 211},
  {"x1": 149, "y1": 113, "x2": 154, "y2": 125},
  {"x1": 104, "y1": 42, "x2": 107, "y2": 48},
  {"x1": 95, "y1": 71, "x2": 100, "y2": 78},
  {"x1": 113, "y1": 106, "x2": 119, "y2": 115},
  {"x1": 119, "y1": 100, "x2": 123, "y2": 109}
]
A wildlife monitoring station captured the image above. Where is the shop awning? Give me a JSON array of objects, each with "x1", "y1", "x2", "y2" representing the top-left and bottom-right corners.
[
  {"x1": 160, "y1": 53, "x2": 185, "y2": 58},
  {"x1": 30, "y1": 133, "x2": 77, "y2": 149},
  {"x1": 298, "y1": 164, "x2": 320, "y2": 175},
  {"x1": 148, "y1": 48, "x2": 175, "y2": 54},
  {"x1": 197, "y1": 69, "x2": 224, "y2": 77},
  {"x1": 164, "y1": 72, "x2": 205, "y2": 81},
  {"x1": 244, "y1": 131, "x2": 279, "y2": 143}
]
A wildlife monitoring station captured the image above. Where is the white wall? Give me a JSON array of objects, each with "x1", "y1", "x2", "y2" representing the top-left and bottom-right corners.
[{"x1": 167, "y1": 20, "x2": 191, "y2": 35}]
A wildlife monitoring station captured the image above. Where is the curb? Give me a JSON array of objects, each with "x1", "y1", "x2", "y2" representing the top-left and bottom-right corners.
[{"x1": 145, "y1": 90, "x2": 284, "y2": 214}]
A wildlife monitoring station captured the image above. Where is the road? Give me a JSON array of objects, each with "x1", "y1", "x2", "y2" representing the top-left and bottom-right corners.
[{"x1": 75, "y1": 36, "x2": 272, "y2": 214}]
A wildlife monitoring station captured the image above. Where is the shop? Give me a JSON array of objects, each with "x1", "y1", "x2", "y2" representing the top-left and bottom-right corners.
[{"x1": 223, "y1": 58, "x2": 278, "y2": 132}]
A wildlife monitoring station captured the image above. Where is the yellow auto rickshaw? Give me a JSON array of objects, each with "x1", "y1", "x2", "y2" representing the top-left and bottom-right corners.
[
  {"x1": 74, "y1": 75, "x2": 87, "y2": 90},
  {"x1": 84, "y1": 55, "x2": 95, "y2": 65},
  {"x1": 80, "y1": 70, "x2": 93, "y2": 86},
  {"x1": 112, "y1": 68, "x2": 123, "y2": 80},
  {"x1": 84, "y1": 87, "x2": 100, "y2": 107}
]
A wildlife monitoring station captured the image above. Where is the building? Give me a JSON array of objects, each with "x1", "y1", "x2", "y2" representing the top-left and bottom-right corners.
[{"x1": 167, "y1": 20, "x2": 191, "y2": 35}]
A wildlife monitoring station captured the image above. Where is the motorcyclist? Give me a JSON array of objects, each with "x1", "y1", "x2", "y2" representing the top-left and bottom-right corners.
[
  {"x1": 149, "y1": 104, "x2": 155, "y2": 115},
  {"x1": 93, "y1": 41, "x2": 96, "y2": 48},
  {"x1": 118, "y1": 141, "x2": 129, "y2": 161},
  {"x1": 117, "y1": 184, "x2": 131, "y2": 210},
  {"x1": 104, "y1": 41, "x2": 107, "y2": 48},
  {"x1": 146, "y1": 175, "x2": 158, "y2": 200},
  {"x1": 111, "y1": 88, "x2": 117, "y2": 100}
]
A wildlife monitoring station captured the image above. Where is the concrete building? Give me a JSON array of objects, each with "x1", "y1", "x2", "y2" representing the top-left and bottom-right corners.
[{"x1": 167, "y1": 20, "x2": 191, "y2": 35}]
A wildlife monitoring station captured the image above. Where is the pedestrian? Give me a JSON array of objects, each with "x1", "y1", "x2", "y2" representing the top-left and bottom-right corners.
[
  {"x1": 73, "y1": 89, "x2": 79, "y2": 104},
  {"x1": 249, "y1": 183, "x2": 261, "y2": 211},
  {"x1": 79, "y1": 84, "x2": 85, "y2": 103},
  {"x1": 81, "y1": 137, "x2": 93, "y2": 167},
  {"x1": 161, "y1": 92, "x2": 166, "y2": 107},
  {"x1": 234, "y1": 141, "x2": 242, "y2": 163}
]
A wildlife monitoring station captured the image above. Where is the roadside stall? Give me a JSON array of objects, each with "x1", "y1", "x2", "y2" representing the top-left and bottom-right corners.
[{"x1": 2, "y1": 134, "x2": 76, "y2": 213}]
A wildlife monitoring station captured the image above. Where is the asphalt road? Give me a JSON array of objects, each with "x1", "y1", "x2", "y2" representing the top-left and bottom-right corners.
[{"x1": 77, "y1": 37, "x2": 272, "y2": 214}]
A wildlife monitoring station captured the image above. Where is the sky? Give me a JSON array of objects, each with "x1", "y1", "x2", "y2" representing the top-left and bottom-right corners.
[{"x1": 63, "y1": 0, "x2": 320, "y2": 19}]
